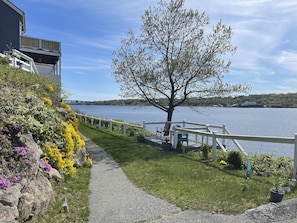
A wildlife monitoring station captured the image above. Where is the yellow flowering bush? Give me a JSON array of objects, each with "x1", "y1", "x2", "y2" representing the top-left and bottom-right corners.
[
  {"x1": 0, "y1": 65, "x2": 92, "y2": 182},
  {"x1": 46, "y1": 84, "x2": 54, "y2": 92},
  {"x1": 41, "y1": 97, "x2": 53, "y2": 106},
  {"x1": 43, "y1": 144, "x2": 64, "y2": 170}
]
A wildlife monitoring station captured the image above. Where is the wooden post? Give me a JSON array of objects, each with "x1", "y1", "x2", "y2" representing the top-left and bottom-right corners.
[
  {"x1": 206, "y1": 124, "x2": 210, "y2": 145},
  {"x1": 294, "y1": 134, "x2": 297, "y2": 179},
  {"x1": 98, "y1": 118, "x2": 101, "y2": 128},
  {"x1": 123, "y1": 123, "x2": 126, "y2": 136},
  {"x1": 109, "y1": 120, "x2": 112, "y2": 132},
  {"x1": 143, "y1": 121, "x2": 146, "y2": 137},
  {"x1": 173, "y1": 129, "x2": 178, "y2": 149},
  {"x1": 222, "y1": 124, "x2": 226, "y2": 146},
  {"x1": 182, "y1": 120, "x2": 186, "y2": 128},
  {"x1": 212, "y1": 131, "x2": 216, "y2": 161}
]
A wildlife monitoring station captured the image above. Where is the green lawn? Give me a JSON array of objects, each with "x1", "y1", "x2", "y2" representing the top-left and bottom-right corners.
[
  {"x1": 79, "y1": 123, "x2": 297, "y2": 214},
  {"x1": 31, "y1": 166, "x2": 91, "y2": 223}
]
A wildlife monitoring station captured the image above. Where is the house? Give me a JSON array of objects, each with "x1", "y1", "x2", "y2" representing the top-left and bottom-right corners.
[{"x1": 0, "y1": 0, "x2": 61, "y2": 83}]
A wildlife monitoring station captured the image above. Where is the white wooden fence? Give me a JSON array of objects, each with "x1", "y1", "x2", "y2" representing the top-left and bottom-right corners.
[
  {"x1": 0, "y1": 49, "x2": 39, "y2": 74},
  {"x1": 77, "y1": 113, "x2": 297, "y2": 178},
  {"x1": 76, "y1": 113, "x2": 143, "y2": 136}
]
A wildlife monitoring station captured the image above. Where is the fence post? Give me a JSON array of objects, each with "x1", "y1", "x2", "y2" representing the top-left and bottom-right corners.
[
  {"x1": 143, "y1": 121, "x2": 146, "y2": 137},
  {"x1": 109, "y1": 120, "x2": 112, "y2": 132},
  {"x1": 123, "y1": 123, "x2": 126, "y2": 136},
  {"x1": 206, "y1": 124, "x2": 210, "y2": 145},
  {"x1": 182, "y1": 120, "x2": 186, "y2": 128},
  {"x1": 294, "y1": 134, "x2": 297, "y2": 179},
  {"x1": 98, "y1": 118, "x2": 101, "y2": 128},
  {"x1": 222, "y1": 124, "x2": 226, "y2": 146},
  {"x1": 212, "y1": 131, "x2": 216, "y2": 161}
]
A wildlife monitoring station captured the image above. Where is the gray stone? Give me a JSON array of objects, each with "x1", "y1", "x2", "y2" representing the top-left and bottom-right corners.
[
  {"x1": 0, "y1": 184, "x2": 22, "y2": 207},
  {"x1": 73, "y1": 146, "x2": 87, "y2": 167},
  {"x1": 18, "y1": 172, "x2": 54, "y2": 222},
  {"x1": 48, "y1": 168, "x2": 62, "y2": 181},
  {"x1": 19, "y1": 133, "x2": 42, "y2": 162},
  {"x1": 0, "y1": 203, "x2": 18, "y2": 223}
]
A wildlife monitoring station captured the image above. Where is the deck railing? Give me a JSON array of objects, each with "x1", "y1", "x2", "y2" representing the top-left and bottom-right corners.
[
  {"x1": 20, "y1": 36, "x2": 61, "y2": 52},
  {"x1": 76, "y1": 113, "x2": 297, "y2": 178},
  {"x1": 1, "y1": 49, "x2": 39, "y2": 73}
]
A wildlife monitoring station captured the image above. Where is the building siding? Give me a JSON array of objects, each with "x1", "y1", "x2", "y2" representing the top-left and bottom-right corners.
[{"x1": 0, "y1": 1, "x2": 21, "y2": 52}]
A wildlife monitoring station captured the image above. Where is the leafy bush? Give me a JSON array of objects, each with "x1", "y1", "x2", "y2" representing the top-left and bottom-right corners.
[
  {"x1": 251, "y1": 154, "x2": 273, "y2": 176},
  {"x1": 200, "y1": 144, "x2": 210, "y2": 159},
  {"x1": 252, "y1": 154, "x2": 293, "y2": 178},
  {"x1": 0, "y1": 64, "x2": 91, "y2": 187},
  {"x1": 176, "y1": 141, "x2": 185, "y2": 153},
  {"x1": 227, "y1": 151, "x2": 242, "y2": 169}
]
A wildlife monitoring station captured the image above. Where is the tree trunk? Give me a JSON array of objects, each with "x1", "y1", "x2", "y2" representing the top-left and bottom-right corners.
[{"x1": 164, "y1": 106, "x2": 174, "y2": 136}]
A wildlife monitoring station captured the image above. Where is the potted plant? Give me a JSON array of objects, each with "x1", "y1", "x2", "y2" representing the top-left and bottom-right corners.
[{"x1": 269, "y1": 160, "x2": 287, "y2": 203}]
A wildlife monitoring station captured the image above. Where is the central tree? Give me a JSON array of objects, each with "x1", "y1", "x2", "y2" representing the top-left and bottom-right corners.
[{"x1": 112, "y1": 0, "x2": 248, "y2": 135}]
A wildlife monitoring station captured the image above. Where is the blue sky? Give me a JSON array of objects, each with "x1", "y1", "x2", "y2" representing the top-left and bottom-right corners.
[{"x1": 11, "y1": 0, "x2": 297, "y2": 101}]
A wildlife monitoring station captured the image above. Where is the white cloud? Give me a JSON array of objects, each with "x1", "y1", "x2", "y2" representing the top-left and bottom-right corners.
[{"x1": 277, "y1": 51, "x2": 297, "y2": 73}]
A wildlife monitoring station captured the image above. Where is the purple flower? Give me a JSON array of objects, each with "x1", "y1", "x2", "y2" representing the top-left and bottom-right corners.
[
  {"x1": 0, "y1": 177, "x2": 12, "y2": 188},
  {"x1": 14, "y1": 147, "x2": 21, "y2": 152},
  {"x1": 13, "y1": 176, "x2": 22, "y2": 182},
  {"x1": 40, "y1": 159, "x2": 52, "y2": 172},
  {"x1": 20, "y1": 149, "x2": 27, "y2": 157}
]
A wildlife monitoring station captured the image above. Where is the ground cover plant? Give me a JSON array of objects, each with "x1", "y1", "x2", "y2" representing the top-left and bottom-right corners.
[{"x1": 79, "y1": 123, "x2": 297, "y2": 214}]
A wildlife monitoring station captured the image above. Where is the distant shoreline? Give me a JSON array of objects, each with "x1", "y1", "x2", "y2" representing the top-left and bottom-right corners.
[{"x1": 66, "y1": 92, "x2": 297, "y2": 108}]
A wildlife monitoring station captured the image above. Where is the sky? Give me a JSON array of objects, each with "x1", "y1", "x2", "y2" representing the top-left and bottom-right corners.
[{"x1": 10, "y1": 0, "x2": 297, "y2": 101}]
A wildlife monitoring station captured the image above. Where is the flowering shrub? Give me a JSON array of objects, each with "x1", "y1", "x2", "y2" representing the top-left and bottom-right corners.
[
  {"x1": 40, "y1": 159, "x2": 52, "y2": 172},
  {"x1": 41, "y1": 97, "x2": 53, "y2": 106},
  {"x1": 0, "y1": 64, "x2": 92, "y2": 186},
  {"x1": 0, "y1": 177, "x2": 11, "y2": 189}
]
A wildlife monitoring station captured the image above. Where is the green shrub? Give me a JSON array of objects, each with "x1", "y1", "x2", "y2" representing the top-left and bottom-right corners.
[
  {"x1": 216, "y1": 150, "x2": 228, "y2": 163},
  {"x1": 227, "y1": 151, "x2": 242, "y2": 169},
  {"x1": 201, "y1": 144, "x2": 210, "y2": 159},
  {"x1": 176, "y1": 141, "x2": 185, "y2": 153}
]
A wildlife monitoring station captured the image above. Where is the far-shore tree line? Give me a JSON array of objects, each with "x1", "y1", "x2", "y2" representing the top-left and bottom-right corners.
[{"x1": 69, "y1": 92, "x2": 297, "y2": 108}]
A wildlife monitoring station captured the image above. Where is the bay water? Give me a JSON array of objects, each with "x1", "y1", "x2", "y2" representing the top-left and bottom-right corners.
[{"x1": 71, "y1": 105, "x2": 297, "y2": 158}]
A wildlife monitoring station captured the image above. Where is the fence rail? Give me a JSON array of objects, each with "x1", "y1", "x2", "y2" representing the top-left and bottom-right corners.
[
  {"x1": 0, "y1": 49, "x2": 39, "y2": 73},
  {"x1": 76, "y1": 113, "x2": 297, "y2": 178},
  {"x1": 76, "y1": 113, "x2": 143, "y2": 136}
]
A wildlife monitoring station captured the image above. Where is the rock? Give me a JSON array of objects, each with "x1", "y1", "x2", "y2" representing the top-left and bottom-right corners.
[
  {"x1": 0, "y1": 184, "x2": 22, "y2": 207},
  {"x1": 19, "y1": 133, "x2": 42, "y2": 162},
  {"x1": 18, "y1": 172, "x2": 54, "y2": 222},
  {"x1": 0, "y1": 203, "x2": 18, "y2": 223},
  {"x1": 0, "y1": 184, "x2": 22, "y2": 223},
  {"x1": 48, "y1": 168, "x2": 62, "y2": 181},
  {"x1": 73, "y1": 146, "x2": 87, "y2": 167},
  {"x1": 244, "y1": 197, "x2": 297, "y2": 222}
]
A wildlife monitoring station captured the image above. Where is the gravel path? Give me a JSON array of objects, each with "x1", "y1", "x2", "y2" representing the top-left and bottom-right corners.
[{"x1": 86, "y1": 137, "x2": 297, "y2": 223}]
